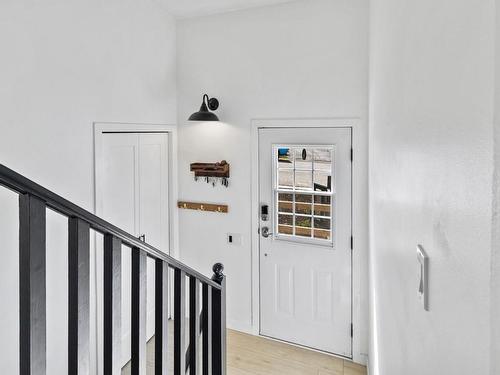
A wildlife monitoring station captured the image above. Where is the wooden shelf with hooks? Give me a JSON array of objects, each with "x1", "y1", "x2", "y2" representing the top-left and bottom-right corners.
[
  {"x1": 177, "y1": 201, "x2": 228, "y2": 213},
  {"x1": 190, "y1": 160, "x2": 230, "y2": 177}
]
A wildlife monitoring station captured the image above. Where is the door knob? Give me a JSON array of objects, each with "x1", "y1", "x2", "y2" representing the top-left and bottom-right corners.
[{"x1": 261, "y1": 226, "x2": 273, "y2": 238}]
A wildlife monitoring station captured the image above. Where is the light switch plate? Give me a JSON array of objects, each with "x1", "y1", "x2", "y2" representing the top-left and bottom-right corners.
[{"x1": 417, "y1": 245, "x2": 429, "y2": 311}]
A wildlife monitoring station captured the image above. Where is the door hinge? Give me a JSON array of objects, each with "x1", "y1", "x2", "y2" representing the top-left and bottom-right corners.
[
  {"x1": 350, "y1": 236, "x2": 353, "y2": 250},
  {"x1": 351, "y1": 323, "x2": 353, "y2": 337},
  {"x1": 350, "y1": 148, "x2": 353, "y2": 162}
]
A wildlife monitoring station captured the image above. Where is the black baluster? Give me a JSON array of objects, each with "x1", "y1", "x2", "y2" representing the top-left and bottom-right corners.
[
  {"x1": 155, "y1": 260, "x2": 169, "y2": 375},
  {"x1": 103, "y1": 234, "x2": 121, "y2": 375},
  {"x1": 202, "y1": 283, "x2": 212, "y2": 375},
  {"x1": 68, "y1": 217, "x2": 90, "y2": 375},
  {"x1": 19, "y1": 194, "x2": 46, "y2": 375},
  {"x1": 189, "y1": 276, "x2": 200, "y2": 374},
  {"x1": 211, "y1": 263, "x2": 226, "y2": 375},
  {"x1": 131, "y1": 248, "x2": 147, "y2": 375},
  {"x1": 174, "y1": 268, "x2": 186, "y2": 375}
]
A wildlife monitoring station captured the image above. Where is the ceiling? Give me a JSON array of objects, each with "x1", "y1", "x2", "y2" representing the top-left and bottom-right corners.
[{"x1": 159, "y1": 0, "x2": 295, "y2": 19}]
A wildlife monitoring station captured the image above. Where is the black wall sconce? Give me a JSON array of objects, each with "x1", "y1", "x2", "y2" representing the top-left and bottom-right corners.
[{"x1": 188, "y1": 94, "x2": 220, "y2": 121}]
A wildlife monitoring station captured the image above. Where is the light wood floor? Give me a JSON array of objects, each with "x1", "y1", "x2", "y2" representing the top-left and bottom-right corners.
[
  {"x1": 227, "y1": 330, "x2": 366, "y2": 375},
  {"x1": 122, "y1": 329, "x2": 367, "y2": 375}
]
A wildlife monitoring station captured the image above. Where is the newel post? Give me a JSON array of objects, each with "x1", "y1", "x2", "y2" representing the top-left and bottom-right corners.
[{"x1": 211, "y1": 263, "x2": 226, "y2": 375}]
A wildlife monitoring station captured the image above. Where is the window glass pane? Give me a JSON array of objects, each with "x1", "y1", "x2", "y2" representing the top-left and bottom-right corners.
[
  {"x1": 278, "y1": 169, "x2": 293, "y2": 189},
  {"x1": 295, "y1": 215, "x2": 311, "y2": 228},
  {"x1": 278, "y1": 201, "x2": 293, "y2": 213},
  {"x1": 313, "y1": 170, "x2": 331, "y2": 192},
  {"x1": 295, "y1": 170, "x2": 312, "y2": 190},
  {"x1": 278, "y1": 214, "x2": 293, "y2": 235},
  {"x1": 314, "y1": 229, "x2": 331, "y2": 240},
  {"x1": 314, "y1": 203, "x2": 330, "y2": 217},
  {"x1": 314, "y1": 195, "x2": 331, "y2": 205},
  {"x1": 278, "y1": 193, "x2": 293, "y2": 202},
  {"x1": 314, "y1": 217, "x2": 330, "y2": 230},
  {"x1": 278, "y1": 214, "x2": 293, "y2": 226},
  {"x1": 295, "y1": 227, "x2": 311, "y2": 238},
  {"x1": 295, "y1": 202, "x2": 312, "y2": 215},
  {"x1": 295, "y1": 194, "x2": 312, "y2": 203},
  {"x1": 294, "y1": 148, "x2": 313, "y2": 169},
  {"x1": 278, "y1": 225, "x2": 293, "y2": 235},
  {"x1": 277, "y1": 147, "x2": 293, "y2": 167},
  {"x1": 313, "y1": 148, "x2": 332, "y2": 170}
]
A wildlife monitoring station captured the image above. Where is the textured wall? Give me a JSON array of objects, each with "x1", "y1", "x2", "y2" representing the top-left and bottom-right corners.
[
  {"x1": 369, "y1": 0, "x2": 495, "y2": 374},
  {"x1": 0, "y1": 1, "x2": 177, "y2": 373},
  {"x1": 176, "y1": 0, "x2": 369, "y2": 357},
  {"x1": 492, "y1": 1, "x2": 500, "y2": 372}
]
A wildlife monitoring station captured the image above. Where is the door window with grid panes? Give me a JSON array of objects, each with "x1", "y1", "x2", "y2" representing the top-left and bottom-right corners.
[{"x1": 274, "y1": 145, "x2": 334, "y2": 246}]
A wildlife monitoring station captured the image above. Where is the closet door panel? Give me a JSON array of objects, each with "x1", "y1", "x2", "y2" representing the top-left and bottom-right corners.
[{"x1": 138, "y1": 133, "x2": 170, "y2": 340}]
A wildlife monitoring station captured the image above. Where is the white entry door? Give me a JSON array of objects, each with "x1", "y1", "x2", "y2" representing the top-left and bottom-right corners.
[
  {"x1": 259, "y1": 127, "x2": 352, "y2": 357},
  {"x1": 96, "y1": 132, "x2": 169, "y2": 366}
]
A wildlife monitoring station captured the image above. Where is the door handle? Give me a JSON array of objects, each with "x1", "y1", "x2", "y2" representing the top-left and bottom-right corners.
[{"x1": 261, "y1": 226, "x2": 273, "y2": 238}]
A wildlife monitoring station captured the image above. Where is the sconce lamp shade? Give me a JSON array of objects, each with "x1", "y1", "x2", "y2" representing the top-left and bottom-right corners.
[{"x1": 188, "y1": 94, "x2": 220, "y2": 121}]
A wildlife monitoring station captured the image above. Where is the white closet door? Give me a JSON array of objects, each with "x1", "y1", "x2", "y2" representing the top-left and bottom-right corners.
[
  {"x1": 99, "y1": 132, "x2": 169, "y2": 247},
  {"x1": 138, "y1": 133, "x2": 169, "y2": 342},
  {"x1": 101, "y1": 133, "x2": 139, "y2": 235},
  {"x1": 98, "y1": 132, "x2": 169, "y2": 368},
  {"x1": 138, "y1": 133, "x2": 169, "y2": 251}
]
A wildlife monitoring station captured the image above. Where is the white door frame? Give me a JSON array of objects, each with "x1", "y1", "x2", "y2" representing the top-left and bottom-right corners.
[
  {"x1": 92, "y1": 122, "x2": 178, "y2": 373},
  {"x1": 250, "y1": 118, "x2": 367, "y2": 365}
]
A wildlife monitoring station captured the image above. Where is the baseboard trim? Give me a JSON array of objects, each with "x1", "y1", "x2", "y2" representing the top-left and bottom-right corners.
[{"x1": 227, "y1": 319, "x2": 253, "y2": 335}]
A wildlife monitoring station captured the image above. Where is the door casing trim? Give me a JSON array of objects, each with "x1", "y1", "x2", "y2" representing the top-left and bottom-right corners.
[{"x1": 250, "y1": 118, "x2": 367, "y2": 365}]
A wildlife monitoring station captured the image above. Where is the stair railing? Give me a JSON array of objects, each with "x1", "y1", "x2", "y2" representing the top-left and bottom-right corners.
[{"x1": 0, "y1": 164, "x2": 226, "y2": 375}]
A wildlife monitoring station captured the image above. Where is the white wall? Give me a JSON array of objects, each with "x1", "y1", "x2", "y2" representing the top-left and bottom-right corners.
[
  {"x1": 0, "y1": 0, "x2": 176, "y2": 373},
  {"x1": 369, "y1": 0, "x2": 495, "y2": 374},
  {"x1": 176, "y1": 0, "x2": 369, "y2": 357},
  {"x1": 492, "y1": 0, "x2": 500, "y2": 372}
]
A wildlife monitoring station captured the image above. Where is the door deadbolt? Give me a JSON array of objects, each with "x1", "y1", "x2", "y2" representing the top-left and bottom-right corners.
[{"x1": 261, "y1": 204, "x2": 269, "y2": 221}]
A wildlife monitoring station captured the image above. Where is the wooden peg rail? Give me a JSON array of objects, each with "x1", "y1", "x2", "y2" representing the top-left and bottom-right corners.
[{"x1": 178, "y1": 201, "x2": 228, "y2": 213}]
